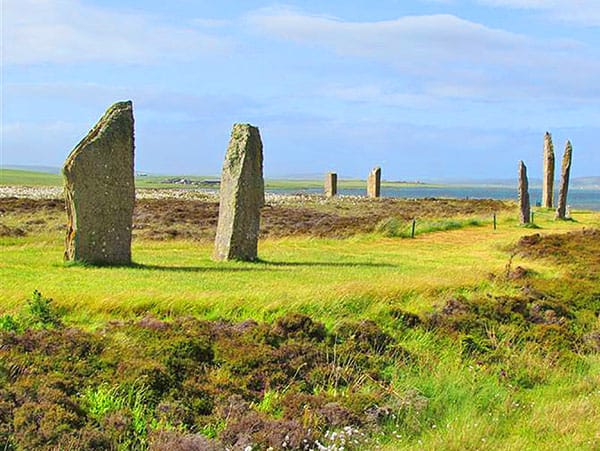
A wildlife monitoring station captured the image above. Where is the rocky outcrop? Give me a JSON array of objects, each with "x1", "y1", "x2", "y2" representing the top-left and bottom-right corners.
[
  {"x1": 63, "y1": 101, "x2": 135, "y2": 265},
  {"x1": 555, "y1": 141, "x2": 573, "y2": 220},
  {"x1": 518, "y1": 161, "x2": 531, "y2": 224},
  {"x1": 324, "y1": 172, "x2": 337, "y2": 198},
  {"x1": 367, "y1": 167, "x2": 381, "y2": 198},
  {"x1": 213, "y1": 124, "x2": 264, "y2": 261},
  {"x1": 542, "y1": 132, "x2": 555, "y2": 208}
]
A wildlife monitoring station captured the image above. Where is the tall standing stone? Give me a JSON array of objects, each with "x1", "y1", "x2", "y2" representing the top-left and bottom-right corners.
[
  {"x1": 542, "y1": 132, "x2": 555, "y2": 208},
  {"x1": 555, "y1": 140, "x2": 573, "y2": 220},
  {"x1": 518, "y1": 160, "x2": 531, "y2": 224},
  {"x1": 324, "y1": 172, "x2": 337, "y2": 198},
  {"x1": 367, "y1": 167, "x2": 381, "y2": 198},
  {"x1": 213, "y1": 124, "x2": 264, "y2": 261},
  {"x1": 63, "y1": 101, "x2": 135, "y2": 265}
]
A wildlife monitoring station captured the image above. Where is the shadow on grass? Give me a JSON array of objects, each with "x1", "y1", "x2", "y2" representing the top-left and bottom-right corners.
[
  {"x1": 257, "y1": 259, "x2": 397, "y2": 268},
  {"x1": 130, "y1": 263, "x2": 271, "y2": 273},
  {"x1": 63, "y1": 260, "x2": 396, "y2": 271}
]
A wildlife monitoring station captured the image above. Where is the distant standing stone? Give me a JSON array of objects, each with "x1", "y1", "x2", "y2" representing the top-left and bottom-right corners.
[
  {"x1": 367, "y1": 167, "x2": 381, "y2": 198},
  {"x1": 324, "y1": 172, "x2": 337, "y2": 198},
  {"x1": 542, "y1": 131, "x2": 555, "y2": 209},
  {"x1": 213, "y1": 124, "x2": 264, "y2": 261},
  {"x1": 518, "y1": 160, "x2": 531, "y2": 224},
  {"x1": 555, "y1": 140, "x2": 573, "y2": 220},
  {"x1": 63, "y1": 101, "x2": 135, "y2": 265}
]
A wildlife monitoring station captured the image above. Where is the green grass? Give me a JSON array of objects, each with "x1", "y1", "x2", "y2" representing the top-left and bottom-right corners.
[
  {"x1": 375, "y1": 217, "x2": 484, "y2": 238},
  {"x1": 1, "y1": 199, "x2": 600, "y2": 449},
  {"x1": 1, "y1": 168, "x2": 438, "y2": 190},
  {"x1": 0, "y1": 168, "x2": 62, "y2": 186},
  {"x1": 1, "y1": 209, "x2": 597, "y2": 326}
]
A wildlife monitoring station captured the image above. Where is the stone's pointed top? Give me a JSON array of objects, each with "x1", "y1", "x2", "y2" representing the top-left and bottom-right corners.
[
  {"x1": 545, "y1": 131, "x2": 551, "y2": 137},
  {"x1": 565, "y1": 140, "x2": 572, "y2": 149},
  {"x1": 65, "y1": 101, "x2": 134, "y2": 172},
  {"x1": 109, "y1": 100, "x2": 133, "y2": 109},
  {"x1": 98, "y1": 101, "x2": 133, "y2": 122},
  {"x1": 231, "y1": 123, "x2": 259, "y2": 135}
]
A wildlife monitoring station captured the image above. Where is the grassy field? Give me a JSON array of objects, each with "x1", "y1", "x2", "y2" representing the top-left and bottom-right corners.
[
  {"x1": 0, "y1": 168, "x2": 62, "y2": 186},
  {"x1": 0, "y1": 168, "x2": 435, "y2": 190},
  {"x1": 1, "y1": 184, "x2": 600, "y2": 449},
  {"x1": 2, "y1": 209, "x2": 596, "y2": 324}
]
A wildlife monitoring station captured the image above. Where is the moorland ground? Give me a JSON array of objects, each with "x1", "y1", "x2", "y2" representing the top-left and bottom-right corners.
[{"x1": 1, "y1": 177, "x2": 599, "y2": 450}]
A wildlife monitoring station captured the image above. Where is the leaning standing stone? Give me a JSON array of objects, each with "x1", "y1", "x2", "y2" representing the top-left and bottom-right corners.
[
  {"x1": 367, "y1": 167, "x2": 381, "y2": 198},
  {"x1": 518, "y1": 160, "x2": 531, "y2": 224},
  {"x1": 542, "y1": 131, "x2": 555, "y2": 209},
  {"x1": 213, "y1": 124, "x2": 264, "y2": 261},
  {"x1": 63, "y1": 101, "x2": 135, "y2": 265},
  {"x1": 324, "y1": 172, "x2": 337, "y2": 198},
  {"x1": 555, "y1": 140, "x2": 573, "y2": 220}
]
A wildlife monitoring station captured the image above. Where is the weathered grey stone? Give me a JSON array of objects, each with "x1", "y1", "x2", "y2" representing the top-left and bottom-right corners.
[
  {"x1": 213, "y1": 124, "x2": 264, "y2": 261},
  {"x1": 518, "y1": 160, "x2": 531, "y2": 224},
  {"x1": 555, "y1": 140, "x2": 573, "y2": 220},
  {"x1": 367, "y1": 167, "x2": 381, "y2": 198},
  {"x1": 324, "y1": 172, "x2": 337, "y2": 198},
  {"x1": 542, "y1": 131, "x2": 555, "y2": 208},
  {"x1": 63, "y1": 101, "x2": 135, "y2": 265}
]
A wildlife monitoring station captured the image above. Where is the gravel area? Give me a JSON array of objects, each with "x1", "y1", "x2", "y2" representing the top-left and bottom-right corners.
[
  {"x1": 0, "y1": 186, "x2": 63, "y2": 199},
  {"x1": 0, "y1": 185, "x2": 365, "y2": 206}
]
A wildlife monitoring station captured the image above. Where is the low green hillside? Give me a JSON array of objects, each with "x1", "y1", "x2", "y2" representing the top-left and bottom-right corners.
[{"x1": 0, "y1": 169, "x2": 62, "y2": 186}]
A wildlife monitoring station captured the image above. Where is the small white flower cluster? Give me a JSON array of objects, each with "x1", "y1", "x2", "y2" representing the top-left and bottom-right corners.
[{"x1": 311, "y1": 426, "x2": 365, "y2": 451}]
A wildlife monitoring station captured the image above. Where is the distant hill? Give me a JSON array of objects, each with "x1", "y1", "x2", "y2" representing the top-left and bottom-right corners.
[
  {"x1": 572, "y1": 177, "x2": 600, "y2": 189},
  {"x1": 2, "y1": 165, "x2": 598, "y2": 189},
  {"x1": 3, "y1": 164, "x2": 61, "y2": 174},
  {"x1": 421, "y1": 177, "x2": 599, "y2": 189}
]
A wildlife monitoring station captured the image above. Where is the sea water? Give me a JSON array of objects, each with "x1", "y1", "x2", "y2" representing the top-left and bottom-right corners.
[{"x1": 269, "y1": 186, "x2": 600, "y2": 211}]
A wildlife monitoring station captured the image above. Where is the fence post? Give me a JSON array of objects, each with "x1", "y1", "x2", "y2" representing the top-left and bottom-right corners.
[
  {"x1": 411, "y1": 219, "x2": 416, "y2": 238},
  {"x1": 493, "y1": 213, "x2": 497, "y2": 230}
]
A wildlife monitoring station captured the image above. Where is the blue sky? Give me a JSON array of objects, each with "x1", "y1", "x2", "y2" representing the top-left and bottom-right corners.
[{"x1": 2, "y1": 0, "x2": 599, "y2": 180}]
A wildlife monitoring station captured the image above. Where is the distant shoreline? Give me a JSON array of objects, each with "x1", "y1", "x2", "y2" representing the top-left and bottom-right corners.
[{"x1": 1, "y1": 167, "x2": 599, "y2": 190}]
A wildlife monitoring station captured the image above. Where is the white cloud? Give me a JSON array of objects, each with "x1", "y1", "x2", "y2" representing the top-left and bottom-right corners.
[
  {"x1": 3, "y1": 0, "x2": 233, "y2": 65},
  {"x1": 248, "y1": 9, "x2": 531, "y2": 72},
  {"x1": 246, "y1": 8, "x2": 600, "y2": 102},
  {"x1": 477, "y1": 0, "x2": 600, "y2": 26},
  {"x1": 321, "y1": 84, "x2": 440, "y2": 109}
]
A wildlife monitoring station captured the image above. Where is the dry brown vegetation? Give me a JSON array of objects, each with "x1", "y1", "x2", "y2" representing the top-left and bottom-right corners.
[{"x1": 0, "y1": 196, "x2": 513, "y2": 241}]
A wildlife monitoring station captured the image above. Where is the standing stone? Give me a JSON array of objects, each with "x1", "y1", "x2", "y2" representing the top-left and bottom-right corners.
[
  {"x1": 555, "y1": 140, "x2": 573, "y2": 220},
  {"x1": 213, "y1": 124, "x2": 264, "y2": 261},
  {"x1": 63, "y1": 101, "x2": 135, "y2": 265},
  {"x1": 367, "y1": 167, "x2": 381, "y2": 198},
  {"x1": 324, "y1": 172, "x2": 337, "y2": 198},
  {"x1": 518, "y1": 160, "x2": 531, "y2": 224},
  {"x1": 542, "y1": 132, "x2": 555, "y2": 208}
]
